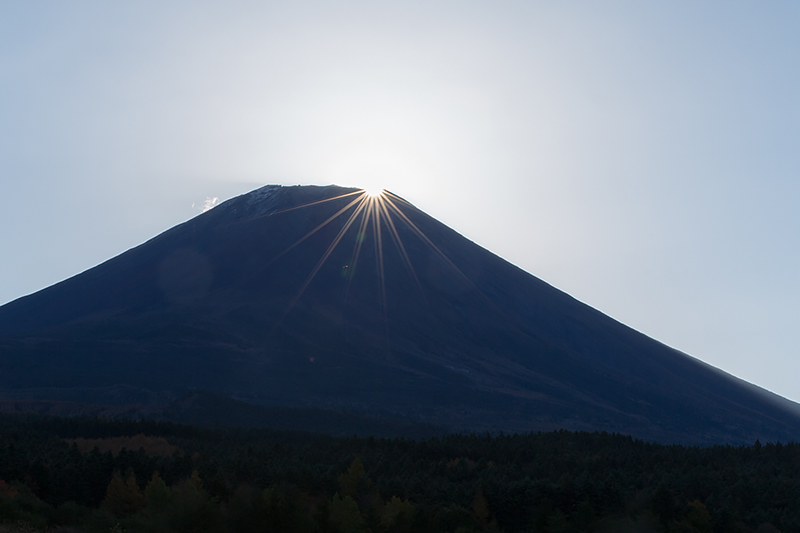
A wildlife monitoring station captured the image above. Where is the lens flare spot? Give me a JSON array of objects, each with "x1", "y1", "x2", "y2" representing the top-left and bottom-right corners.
[{"x1": 363, "y1": 187, "x2": 384, "y2": 198}]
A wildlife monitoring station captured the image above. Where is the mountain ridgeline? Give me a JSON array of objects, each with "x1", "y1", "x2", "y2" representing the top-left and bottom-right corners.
[{"x1": 0, "y1": 185, "x2": 797, "y2": 444}]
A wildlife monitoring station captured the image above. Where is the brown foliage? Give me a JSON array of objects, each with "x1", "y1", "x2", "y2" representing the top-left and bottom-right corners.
[{"x1": 65, "y1": 434, "x2": 179, "y2": 457}]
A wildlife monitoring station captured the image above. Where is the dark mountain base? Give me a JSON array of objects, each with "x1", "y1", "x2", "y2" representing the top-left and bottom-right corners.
[{"x1": 0, "y1": 389, "x2": 443, "y2": 438}]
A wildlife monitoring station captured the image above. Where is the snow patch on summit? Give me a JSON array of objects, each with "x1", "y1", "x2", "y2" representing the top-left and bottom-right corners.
[{"x1": 246, "y1": 185, "x2": 282, "y2": 216}]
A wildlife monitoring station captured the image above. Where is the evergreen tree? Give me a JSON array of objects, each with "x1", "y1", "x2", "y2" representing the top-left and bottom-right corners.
[{"x1": 103, "y1": 471, "x2": 146, "y2": 518}]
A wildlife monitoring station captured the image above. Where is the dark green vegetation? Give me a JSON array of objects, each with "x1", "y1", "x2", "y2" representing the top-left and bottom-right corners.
[{"x1": 0, "y1": 413, "x2": 797, "y2": 532}]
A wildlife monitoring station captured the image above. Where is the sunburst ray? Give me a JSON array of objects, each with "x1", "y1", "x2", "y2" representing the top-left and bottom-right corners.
[
  {"x1": 383, "y1": 193, "x2": 511, "y2": 317},
  {"x1": 375, "y1": 195, "x2": 427, "y2": 304},
  {"x1": 382, "y1": 195, "x2": 472, "y2": 284},
  {"x1": 370, "y1": 196, "x2": 390, "y2": 354},
  {"x1": 279, "y1": 196, "x2": 370, "y2": 323},
  {"x1": 342, "y1": 193, "x2": 374, "y2": 304},
  {"x1": 267, "y1": 194, "x2": 366, "y2": 267},
  {"x1": 265, "y1": 190, "x2": 363, "y2": 218},
  {"x1": 372, "y1": 197, "x2": 387, "y2": 313}
]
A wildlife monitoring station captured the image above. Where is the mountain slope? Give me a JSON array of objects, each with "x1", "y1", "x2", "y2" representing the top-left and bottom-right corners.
[{"x1": 0, "y1": 184, "x2": 797, "y2": 444}]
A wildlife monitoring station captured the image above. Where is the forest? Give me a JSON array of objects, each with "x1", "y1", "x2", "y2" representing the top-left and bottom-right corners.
[{"x1": 0, "y1": 412, "x2": 796, "y2": 532}]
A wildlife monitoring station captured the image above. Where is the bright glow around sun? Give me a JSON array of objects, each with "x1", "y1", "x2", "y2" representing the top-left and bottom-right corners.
[{"x1": 363, "y1": 187, "x2": 384, "y2": 198}]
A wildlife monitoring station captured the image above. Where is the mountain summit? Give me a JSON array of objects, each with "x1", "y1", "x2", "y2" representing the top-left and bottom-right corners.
[{"x1": 0, "y1": 184, "x2": 797, "y2": 443}]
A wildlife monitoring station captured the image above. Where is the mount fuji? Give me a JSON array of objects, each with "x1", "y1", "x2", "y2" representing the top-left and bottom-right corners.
[{"x1": 0, "y1": 184, "x2": 797, "y2": 444}]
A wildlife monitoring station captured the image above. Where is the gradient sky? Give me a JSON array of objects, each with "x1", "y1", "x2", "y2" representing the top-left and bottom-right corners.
[{"x1": 2, "y1": 2, "x2": 799, "y2": 401}]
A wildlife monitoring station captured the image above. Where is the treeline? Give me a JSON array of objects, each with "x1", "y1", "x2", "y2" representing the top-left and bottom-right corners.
[{"x1": 0, "y1": 412, "x2": 798, "y2": 532}]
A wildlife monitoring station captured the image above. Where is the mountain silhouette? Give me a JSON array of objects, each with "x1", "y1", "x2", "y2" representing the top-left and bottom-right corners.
[{"x1": 0, "y1": 184, "x2": 797, "y2": 444}]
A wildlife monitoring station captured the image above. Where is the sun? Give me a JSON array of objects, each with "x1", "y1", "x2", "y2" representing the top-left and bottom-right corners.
[{"x1": 363, "y1": 187, "x2": 384, "y2": 198}]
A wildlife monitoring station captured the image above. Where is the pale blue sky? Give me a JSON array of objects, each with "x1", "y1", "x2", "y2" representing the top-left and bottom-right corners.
[{"x1": 1, "y1": 2, "x2": 799, "y2": 401}]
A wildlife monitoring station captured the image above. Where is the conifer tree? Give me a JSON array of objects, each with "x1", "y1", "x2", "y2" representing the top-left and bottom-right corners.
[
  {"x1": 144, "y1": 470, "x2": 171, "y2": 513},
  {"x1": 103, "y1": 471, "x2": 146, "y2": 517},
  {"x1": 338, "y1": 457, "x2": 370, "y2": 497},
  {"x1": 329, "y1": 492, "x2": 363, "y2": 533}
]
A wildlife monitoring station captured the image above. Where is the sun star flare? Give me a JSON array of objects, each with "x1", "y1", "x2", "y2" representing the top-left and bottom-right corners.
[{"x1": 363, "y1": 187, "x2": 384, "y2": 198}]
